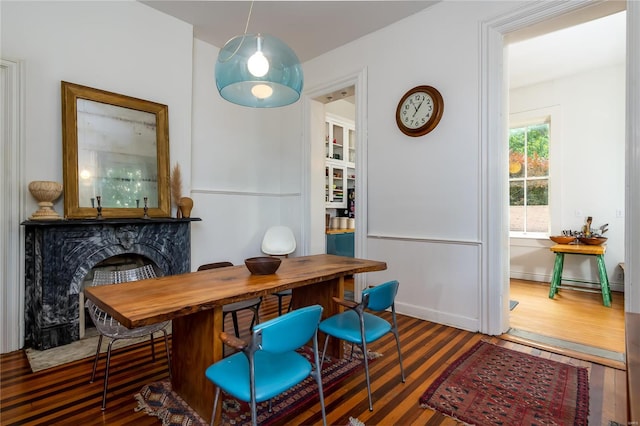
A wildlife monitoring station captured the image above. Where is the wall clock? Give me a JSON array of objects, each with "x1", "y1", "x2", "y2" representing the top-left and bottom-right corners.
[{"x1": 395, "y1": 85, "x2": 444, "y2": 137}]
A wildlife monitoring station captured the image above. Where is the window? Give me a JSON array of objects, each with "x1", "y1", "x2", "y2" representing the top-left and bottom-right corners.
[{"x1": 509, "y1": 122, "x2": 549, "y2": 234}]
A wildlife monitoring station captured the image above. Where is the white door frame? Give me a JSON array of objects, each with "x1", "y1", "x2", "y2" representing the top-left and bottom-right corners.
[
  {"x1": 302, "y1": 68, "x2": 369, "y2": 295},
  {"x1": 481, "y1": 0, "x2": 640, "y2": 335},
  {"x1": 1, "y1": 58, "x2": 26, "y2": 353}
]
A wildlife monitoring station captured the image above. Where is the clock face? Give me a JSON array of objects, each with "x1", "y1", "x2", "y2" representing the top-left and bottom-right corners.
[
  {"x1": 400, "y1": 92, "x2": 434, "y2": 129},
  {"x1": 395, "y1": 85, "x2": 444, "y2": 137}
]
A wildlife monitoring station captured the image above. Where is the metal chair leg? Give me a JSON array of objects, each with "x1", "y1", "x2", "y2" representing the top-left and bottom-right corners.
[
  {"x1": 320, "y1": 334, "x2": 330, "y2": 366},
  {"x1": 250, "y1": 304, "x2": 260, "y2": 329},
  {"x1": 90, "y1": 334, "x2": 104, "y2": 383},
  {"x1": 361, "y1": 342, "x2": 373, "y2": 411},
  {"x1": 150, "y1": 332, "x2": 156, "y2": 361},
  {"x1": 231, "y1": 312, "x2": 240, "y2": 338},
  {"x1": 277, "y1": 295, "x2": 284, "y2": 316},
  {"x1": 101, "y1": 339, "x2": 116, "y2": 410},
  {"x1": 393, "y1": 328, "x2": 405, "y2": 382},
  {"x1": 210, "y1": 386, "x2": 220, "y2": 426},
  {"x1": 162, "y1": 328, "x2": 172, "y2": 381},
  {"x1": 312, "y1": 338, "x2": 328, "y2": 426}
]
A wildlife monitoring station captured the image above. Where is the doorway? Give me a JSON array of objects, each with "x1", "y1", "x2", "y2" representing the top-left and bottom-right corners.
[
  {"x1": 504, "y1": 8, "x2": 627, "y2": 354},
  {"x1": 317, "y1": 87, "x2": 356, "y2": 252},
  {"x1": 480, "y1": 0, "x2": 639, "y2": 337},
  {"x1": 304, "y1": 69, "x2": 368, "y2": 296}
]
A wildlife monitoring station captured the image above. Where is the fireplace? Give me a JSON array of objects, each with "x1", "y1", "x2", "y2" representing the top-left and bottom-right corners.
[{"x1": 22, "y1": 218, "x2": 198, "y2": 350}]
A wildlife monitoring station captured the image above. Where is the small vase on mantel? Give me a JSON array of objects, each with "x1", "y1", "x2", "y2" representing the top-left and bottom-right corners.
[
  {"x1": 178, "y1": 197, "x2": 193, "y2": 218},
  {"x1": 28, "y1": 181, "x2": 64, "y2": 220}
]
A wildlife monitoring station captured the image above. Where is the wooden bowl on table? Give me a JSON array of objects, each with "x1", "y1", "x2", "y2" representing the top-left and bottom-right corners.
[
  {"x1": 578, "y1": 236, "x2": 608, "y2": 245},
  {"x1": 549, "y1": 235, "x2": 576, "y2": 244},
  {"x1": 244, "y1": 256, "x2": 282, "y2": 275}
]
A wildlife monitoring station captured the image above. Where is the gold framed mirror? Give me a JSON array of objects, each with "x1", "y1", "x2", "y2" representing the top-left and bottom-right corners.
[{"x1": 61, "y1": 81, "x2": 170, "y2": 218}]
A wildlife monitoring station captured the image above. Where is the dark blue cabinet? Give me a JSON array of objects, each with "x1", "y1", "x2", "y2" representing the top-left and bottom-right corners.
[{"x1": 326, "y1": 232, "x2": 354, "y2": 257}]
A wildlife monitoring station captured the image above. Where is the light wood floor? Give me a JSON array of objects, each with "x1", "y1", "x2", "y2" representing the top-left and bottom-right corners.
[
  {"x1": 507, "y1": 278, "x2": 626, "y2": 369},
  {"x1": 0, "y1": 291, "x2": 628, "y2": 425}
]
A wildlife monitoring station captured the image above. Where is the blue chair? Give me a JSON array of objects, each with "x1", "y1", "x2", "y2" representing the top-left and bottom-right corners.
[
  {"x1": 319, "y1": 280, "x2": 405, "y2": 411},
  {"x1": 205, "y1": 305, "x2": 327, "y2": 426}
]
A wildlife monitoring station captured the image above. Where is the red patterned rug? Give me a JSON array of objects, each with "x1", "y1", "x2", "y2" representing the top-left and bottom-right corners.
[
  {"x1": 419, "y1": 341, "x2": 589, "y2": 425},
  {"x1": 135, "y1": 345, "x2": 378, "y2": 425}
]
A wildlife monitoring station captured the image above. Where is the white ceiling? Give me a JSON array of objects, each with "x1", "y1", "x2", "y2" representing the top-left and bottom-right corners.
[
  {"x1": 140, "y1": 1, "x2": 438, "y2": 63},
  {"x1": 508, "y1": 10, "x2": 626, "y2": 88},
  {"x1": 140, "y1": 1, "x2": 626, "y2": 89}
]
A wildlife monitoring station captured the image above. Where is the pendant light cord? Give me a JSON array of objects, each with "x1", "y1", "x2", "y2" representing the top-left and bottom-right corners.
[
  {"x1": 243, "y1": 0, "x2": 254, "y2": 35},
  {"x1": 219, "y1": 1, "x2": 255, "y2": 63}
]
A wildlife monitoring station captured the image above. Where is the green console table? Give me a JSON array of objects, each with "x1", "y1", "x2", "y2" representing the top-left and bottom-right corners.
[{"x1": 549, "y1": 243, "x2": 611, "y2": 307}]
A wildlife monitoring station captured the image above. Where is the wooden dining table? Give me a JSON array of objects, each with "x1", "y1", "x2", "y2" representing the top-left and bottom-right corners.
[{"x1": 83, "y1": 254, "x2": 386, "y2": 422}]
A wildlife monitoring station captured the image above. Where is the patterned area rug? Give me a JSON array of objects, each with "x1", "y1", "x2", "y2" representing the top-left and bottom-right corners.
[
  {"x1": 135, "y1": 345, "x2": 379, "y2": 425},
  {"x1": 26, "y1": 324, "x2": 173, "y2": 372},
  {"x1": 419, "y1": 340, "x2": 589, "y2": 425}
]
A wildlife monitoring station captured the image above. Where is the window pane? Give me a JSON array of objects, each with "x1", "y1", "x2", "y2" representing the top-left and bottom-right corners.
[
  {"x1": 525, "y1": 205, "x2": 549, "y2": 232},
  {"x1": 526, "y1": 179, "x2": 548, "y2": 232},
  {"x1": 510, "y1": 206, "x2": 525, "y2": 232},
  {"x1": 509, "y1": 181, "x2": 524, "y2": 206},
  {"x1": 509, "y1": 150, "x2": 524, "y2": 177},
  {"x1": 526, "y1": 179, "x2": 548, "y2": 206},
  {"x1": 526, "y1": 124, "x2": 549, "y2": 178},
  {"x1": 509, "y1": 121, "x2": 550, "y2": 235},
  {"x1": 509, "y1": 128, "x2": 525, "y2": 153}
]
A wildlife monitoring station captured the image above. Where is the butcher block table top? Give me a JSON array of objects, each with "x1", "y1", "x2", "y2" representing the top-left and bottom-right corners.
[
  {"x1": 550, "y1": 243, "x2": 606, "y2": 255},
  {"x1": 84, "y1": 254, "x2": 386, "y2": 328}
]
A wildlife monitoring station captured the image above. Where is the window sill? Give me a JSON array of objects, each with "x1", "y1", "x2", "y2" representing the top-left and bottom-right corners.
[{"x1": 509, "y1": 235, "x2": 551, "y2": 248}]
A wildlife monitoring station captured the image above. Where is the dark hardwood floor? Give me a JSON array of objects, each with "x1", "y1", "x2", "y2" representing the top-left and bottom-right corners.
[{"x1": 1, "y1": 287, "x2": 629, "y2": 425}]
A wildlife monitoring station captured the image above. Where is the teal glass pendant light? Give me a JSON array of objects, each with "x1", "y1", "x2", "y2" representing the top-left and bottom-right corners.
[{"x1": 215, "y1": 3, "x2": 303, "y2": 108}]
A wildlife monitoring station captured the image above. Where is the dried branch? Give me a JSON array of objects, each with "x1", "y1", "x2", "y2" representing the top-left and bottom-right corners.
[{"x1": 170, "y1": 163, "x2": 182, "y2": 207}]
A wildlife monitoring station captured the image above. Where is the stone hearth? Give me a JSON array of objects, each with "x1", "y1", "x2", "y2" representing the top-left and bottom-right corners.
[{"x1": 22, "y1": 218, "x2": 198, "y2": 350}]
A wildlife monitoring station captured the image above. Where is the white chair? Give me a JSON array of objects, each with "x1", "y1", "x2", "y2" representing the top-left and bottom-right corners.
[
  {"x1": 87, "y1": 264, "x2": 171, "y2": 410},
  {"x1": 261, "y1": 226, "x2": 296, "y2": 315}
]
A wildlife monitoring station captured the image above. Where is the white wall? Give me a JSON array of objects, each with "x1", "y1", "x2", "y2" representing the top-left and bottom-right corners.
[
  {"x1": 509, "y1": 65, "x2": 626, "y2": 290},
  {"x1": 0, "y1": 0, "x2": 194, "y2": 352},
  {"x1": 2, "y1": 0, "x2": 638, "y2": 352},
  {"x1": 1, "y1": 0, "x2": 194, "y2": 214},
  {"x1": 189, "y1": 39, "x2": 303, "y2": 268},
  {"x1": 303, "y1": 1, "x2": 515, "y2": 331}
]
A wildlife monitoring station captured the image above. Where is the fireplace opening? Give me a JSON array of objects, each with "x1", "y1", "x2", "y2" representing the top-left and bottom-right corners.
[{"x1": 79, "y1": 254, "x2": 160, "y2": 339}]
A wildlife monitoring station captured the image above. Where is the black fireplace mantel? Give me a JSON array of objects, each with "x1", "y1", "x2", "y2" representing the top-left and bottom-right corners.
[{"x1": 22, "y1": 217, "x2": 200, "y2": 350}]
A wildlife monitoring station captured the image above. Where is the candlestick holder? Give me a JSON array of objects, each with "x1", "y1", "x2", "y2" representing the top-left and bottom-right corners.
[
  {"x1": 96, "y1": 196, "x2": 103, "y2": 220},
  {"x1": 143, "y1": 197, "x2": 150, "y2": 219}
]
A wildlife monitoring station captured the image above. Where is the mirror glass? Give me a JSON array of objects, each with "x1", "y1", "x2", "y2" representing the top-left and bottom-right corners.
[
  {"x1": 77, "y1": 100, "x2": 158, "y2": 208},
  {"x1": 62, "y1": 82, "x2": 171, "y2": 218}
]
